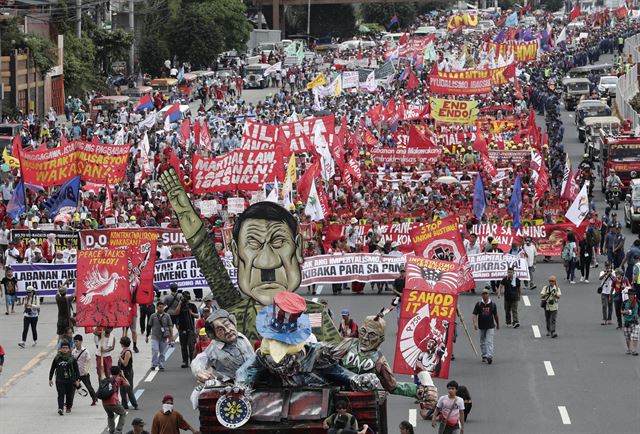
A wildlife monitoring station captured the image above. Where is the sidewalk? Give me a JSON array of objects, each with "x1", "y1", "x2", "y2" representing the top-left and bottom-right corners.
[{"x1": 0, "y1": 298, "x2": 156, "y2": 434}]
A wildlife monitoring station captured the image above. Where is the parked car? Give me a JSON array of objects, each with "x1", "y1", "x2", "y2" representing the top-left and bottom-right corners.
[{"x1": 243, "y1": 63, "x2": 270, "y2": 89}]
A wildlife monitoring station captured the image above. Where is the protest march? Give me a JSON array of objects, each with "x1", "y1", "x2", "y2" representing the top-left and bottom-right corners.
[{"x1": 1, "y1": 2, "x2": 640, "y2": 434}]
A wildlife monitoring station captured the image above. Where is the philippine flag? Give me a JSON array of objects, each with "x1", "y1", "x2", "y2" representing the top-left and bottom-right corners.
[
  {"x1": 163, "y1": 102, "x2": 181, "y2": 123},
  {"x1": 133, "y1": 94, "x2": 154, "y2": 113}
]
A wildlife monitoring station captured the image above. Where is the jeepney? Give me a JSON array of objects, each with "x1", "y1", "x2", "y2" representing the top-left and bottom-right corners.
[
  {"x1": 583, "y1": 116, "x2": 621, "y2": 160},
  {"x1": 561, "y1": 77, "x2": 591, "y2": 111}
]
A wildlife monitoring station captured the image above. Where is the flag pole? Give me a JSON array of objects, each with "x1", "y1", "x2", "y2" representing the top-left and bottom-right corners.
[{"x1": 456, "y1": 307, "x2": 479, "y2": 357}]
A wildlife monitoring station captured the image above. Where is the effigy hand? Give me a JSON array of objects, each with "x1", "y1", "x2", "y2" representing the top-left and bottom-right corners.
[{"x1": 159, "y1": 167, "x2": 202, "y2": 239}]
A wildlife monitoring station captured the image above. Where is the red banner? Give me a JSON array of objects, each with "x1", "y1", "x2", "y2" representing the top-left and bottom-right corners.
[
  {"x1": 370, "y1": 146, "x2": 441, "y2": 164},
  {"x1": 467, "y1": 222, "x2": 589, "y2": 256},
  {"x1": 191, "y1": 148, "x2": 283, "y2": 193},
  {"x1": 433, "y1": 63, "x2": 516, "y2": 85},
  {"x1": 241, "y1": 119, "x2": 281, "y2": 152},
  {"x1": 79, "y1": 229, "x2": 158, "y2": 304},
  {"x1": 323, "y1": 222, "x2": 419, "y2": 253},
  {"x1": 19, "y1": 140, "x2": 130, "y2": 187},
  {"x1": 394, "y1": 287, "x2": 457, "y2": 377},
  {"x1": 279, "y1": 115, "x2": 335, "y2": 154},
  {"x1": 410, "y1": 217, "x2": 474, "y2": 292},
  {"x1": 75, "y1": 249, "x2": 132, "y2": 327}
]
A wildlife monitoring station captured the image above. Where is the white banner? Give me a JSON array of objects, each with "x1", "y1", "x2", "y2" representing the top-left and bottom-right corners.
[
  {"x1": 154, "y1": 257, "x2": 237, "y2": 291},
  {"x1": 467, "y1": 253, "x2": 530, "y2": 280},
  {"x1": 342, "y1": 71, "x2": 359, "y2": 89},
  {"x1": 227, "y1": 197, "x2": 246, "y2": 215},
  {"x1": 301, "y1": 253, "x2": 405, "y2": 286}
]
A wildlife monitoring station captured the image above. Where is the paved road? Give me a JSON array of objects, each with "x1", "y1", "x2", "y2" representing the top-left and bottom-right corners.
[{"x1": 3, "y1": 61, "x2": 640, "y2": 434}]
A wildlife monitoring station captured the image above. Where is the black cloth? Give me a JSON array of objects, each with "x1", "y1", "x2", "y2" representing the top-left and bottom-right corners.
[
  {"x1": 118, "y1": 349, "x2": 134, "y2": 378},
  {"x1": 177, "y1": 302, "x2": 198, "y2": 331},
  {"x1": 56, "y1": 381, "x2": 75, "y2": 410},
  {"x1": 79, "y1": 374, "x2": 97, "y2": 401},
  {"x1": 49, "y1": 354, "x2": 79, "y2": 383},
  {"x1": 472, "y1": 300, "x2": 498, "y2": 330},
  {"x1": 393, "y1": 277, "x2": 405, "y2": 294},
  {"x1": 1, "y1": 276, "x2": 17, "y2": 295},
  {"x1": 499, "y1": 277, "x2": 521, "y2": 300},
  {"x1": 22, "y1": 316, "x2": 38, "y2": 342}
]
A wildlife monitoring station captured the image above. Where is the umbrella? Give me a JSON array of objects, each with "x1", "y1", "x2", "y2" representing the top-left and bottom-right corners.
[{"x1": 435, "y1": 176, "x2": 459, "y2": 185}]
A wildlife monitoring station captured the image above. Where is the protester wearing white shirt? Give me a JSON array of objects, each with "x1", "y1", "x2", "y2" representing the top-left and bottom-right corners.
[{"x1": 522, "y1": 237, "x2": 538, "y2": 290}]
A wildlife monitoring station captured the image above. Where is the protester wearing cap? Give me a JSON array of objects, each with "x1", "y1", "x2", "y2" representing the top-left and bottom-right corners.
[
  {"x1": 151, "y1": 395, "x2": 200, "y2": 434},
  {"x1": 19, "y1": 286, "x2": 40, "y2": 348},
  {"x1": 4, "y1": 240, "x2": 20, "y2": 267},
  {"x1": 191, "y1": 309, "x2": 253, "y2": 383},
  {"x1": 24, "y1": 238, "x2": 38, "y2": 263},
  {"x1": 193, "y1": 327, "x2": 212, "y2": 356},
  {"x1": 339, "y1": 308, "x2": 359, "y2": 338},
  {"x1": 125, "y1": 418, "x2": 149, "y2": 434},
  {"x1": 145, "y1": 300, "x2": 174, "y2": 370},
  {"x1": 347, "y1": 217, "x2": 358, "y2": 251},
  {"x1": 1, "y1": 265, "x2": 18, "y2": 315}
]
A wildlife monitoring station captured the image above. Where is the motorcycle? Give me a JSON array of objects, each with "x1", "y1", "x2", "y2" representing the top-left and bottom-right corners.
[{"x1": 606, "y1": 185, "x2": 621, "y2": 210}]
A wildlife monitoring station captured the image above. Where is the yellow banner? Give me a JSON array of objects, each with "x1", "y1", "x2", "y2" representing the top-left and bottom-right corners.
[
  {"x1": 306, "y1": 72, "x2": 326, "y2": 90},
  {"x1": 430, "y1": 97, "x2": 480, "y2": 123},
  {"x1": 3, "y1": 147, "x2": 20, "y2": 168},
  {"x1": 447, "y1": 14, "x2": 478, "y2": 31}
]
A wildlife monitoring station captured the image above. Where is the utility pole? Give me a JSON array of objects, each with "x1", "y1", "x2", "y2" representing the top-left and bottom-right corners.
[
  {"x1": 76, "y1": 0, "x2": 82, "y2": 38},
  {"x1": 306, "y1": 0, "x2": 311, "y2": 35},
  {"x1": 129, "y1": 0, "x2": 134, "y2": 76}
]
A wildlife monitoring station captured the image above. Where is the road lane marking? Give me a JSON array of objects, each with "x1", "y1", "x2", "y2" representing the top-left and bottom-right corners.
[
  {"x1": 135, "y1": 389, "x2": 144, "y2": 400},
  {"x1": 317, "y1": 285, "x2": 323, "y2": 294},
  {"x1": 0, "y1": 351, "x2": 49, "y2": 397},
  {"x1": 145, "y1": 370, "x2": 158, "y2": 382},
  {"x1": 409, "y1": 409, "x2": 417, "y2": 427},
  {"x1": 558, "y1": 406, "x2": 571, "y2": 424},
  {"x1": 544, "y1": 361, "x2": 555, "y2": 376},
  {"x1": 166, "y1": 347, "x2": 175, "y2": 359},
  {"x1": 532, "y1": 325, "x2": 541, "y2": 338},
  {"x1": 312, "y1": 297, "x2": 318, "y2": 303},
  {"x1": 522, "y1": 295, "x2": 531, "y2": 306}
]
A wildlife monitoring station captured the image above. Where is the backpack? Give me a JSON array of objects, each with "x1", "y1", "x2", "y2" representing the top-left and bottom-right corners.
[
  {"x1": 96, "y1": 377, "x2": 116, "y2": 400},
  {"x1": 561, "y1": 243, "x2": 572, "y2": 261}
]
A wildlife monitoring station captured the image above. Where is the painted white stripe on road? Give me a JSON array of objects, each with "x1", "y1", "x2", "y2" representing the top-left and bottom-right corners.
[
  {"x1": 558, "y1": 406, "x2": 571, "y2": 424},
  {"x1": 532, "y1": 325, "x2": 541, "y2": 338},
  {"x1": 317, "y1": 285, "x2": 323, "y2": 294},
  {"x1": 409, "y1": 409, "x2": 417, "y2": 427},
  {"x1": 544, "y1": 361, "x2": 555, "y2": 376},
  {"x1": 144, "y1": 370, "x2": 158, "y2": 382},
  {"x1": 312, "y1": 297, "x2": 318, "y2": 303},
  {"x1": 522, "y1": 295, "x2": 531, "y2": 306},
  {"x1": 166, "y1": 347, "x2": 175, "y2": 359},
  {"x1": 135, "y1": 389, "x2": 144, "y2": 400}
]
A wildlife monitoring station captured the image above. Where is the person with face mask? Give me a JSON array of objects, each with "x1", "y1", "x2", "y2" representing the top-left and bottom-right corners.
[
  {"x1": 48, "y1": 340, "x2": 80, "y2": 415},
  {"x1": 151, "y1": 395, "x2": 200, "y2": 434}
]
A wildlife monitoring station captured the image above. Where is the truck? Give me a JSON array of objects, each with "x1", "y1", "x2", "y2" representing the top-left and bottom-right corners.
[
  {"x1": 198, "y1": 387, "x2": 388, "y2": 434},
  {"x1": 247, "y1": 29, "x2": 282, "y2": 53},
  {"x1": 600, "y1": 136, "x2": 640, "y2": 194}
]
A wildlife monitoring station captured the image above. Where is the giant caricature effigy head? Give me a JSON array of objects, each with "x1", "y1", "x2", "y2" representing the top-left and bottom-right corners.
[
  {"x1": 205, "y1": 309, "x2": 239, "y2": 344},
  {"x1": 359, "y1": 316, "x2": 386, "y2": 352},
  {"x1": 231, "y1": 202, "x2": 304, "y2": 306}
]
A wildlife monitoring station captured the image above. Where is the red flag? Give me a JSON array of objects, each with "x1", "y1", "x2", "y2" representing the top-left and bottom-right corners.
[
  {"x1": 103, "y1": 181, "x2": 113, "y2": 217},
  {"x1": 345, "y1": 157, "x2": 362, "y2": 181},
  {"x1": 193, "y1": 120, "x2": 201, "y2": 146},
  {"x1": 535, "y1": 161, "x2": 550, "y2": 200},
  {"x1": 408, "y1": 124, "x2": 436, "y2": 149},
  {"x1": 297, "y1": 159, "x2": 321, "y2": 203},
  {"x1": 168, "y1": 147, "x2": 182, "y2": 176},
  {"x1": 561, "y1": 169, "x2": 580, "y2": 201},
  {"x1": 480, "y1": 153, "x2": 498, "y2": 177},
  {"x1": 200, "y1": 121, "x2": 212, "y2": 151},
  {"x1": 474, "y1": 132, "x2": 489, "y2": 156},
  {"x1": 569, "y1": 4, "x2": 580, "y2": 22},
  {"x1": 514, "y1": 77, "x2": 523, "y2": 100},
  {"x1": 384, "y1": 97, "x2": 400, "y2": 125},
  {"x1": 329, "y1": 133, "x2": 346, "y2": 171},
  {"x1": 407, "y1": 69, "x2": 420, "y2": 92},
  {"x1": 363, "y1": 127, "x2": 379, "y2": 148},
  {"x1": 399, "y1": 32, "x2": 408, "y2": 45},
  {"x1": 616, "y1": 5, "x2": 628, "y2": 19},
  {"x1": 367, "y1": 103, "x2": 384, "y2": 125},
  {"x1": 179, "y1": 118, "x2": 190, "y2": 148}
]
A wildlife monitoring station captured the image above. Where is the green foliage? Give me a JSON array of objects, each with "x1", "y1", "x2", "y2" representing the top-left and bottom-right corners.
[
  {"x1": 63, "y1": 35, "x2": 103, "y2": 97},
  {"x1": 541, "y1": 0, "x2": 564, "y2": 12},
  {"x1": 23, "y1": 35, "x2": 57, "y2": 76},
  {"x1": 139, "y1": 31, "x2": 171, "y2": 77},
  {"x1": 167, "y1": 0, "x2": 251, "y2": 68},
  {"x1": 169, "y1": 4, "x2": 224, "y2": 68},
  {"x1": 91, "y1": 28, "x2": 134, "y2": 74},
  {"x1": 286, "y1": 4, "x2": 356, "y2": 38},
  {"x1": 0, "y1": 17, "x2": 57, "y2": 77},
  {"x1": 360, "y1": 2, "x2": 416, "y2": 29},
  {"x1": 359, "y1": 22, "x2": 386, "y2": 35}
]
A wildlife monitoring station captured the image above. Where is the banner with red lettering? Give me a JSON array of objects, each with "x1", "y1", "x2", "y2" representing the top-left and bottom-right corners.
[
  {"x1": 393, "y1": 258, "x2": 458, "y2": 378},
  {"x1": 433, "y1": 63, "x2": 516, "y2": 86},
  {"x1": 75, "y1": 249, "x2": 132, "y2": 327},
  {"x1": 241, "y1": 119, "x2": 282, "y2": 152},
  {"x1": 18, "y1": 140, "x2": 130, "y2": 187},
  {"x1": 279, "y1": 115, "x2": 335, "y2": 154},
  {"x1": 467, "y1": 222, "x2": 589, "y2": 255},
  {"x1": 429, "y1": 75, "x2": 492, "y2": 95},
  {"x1": 323, "y1": 222, "x2": 419, "y2": 253},
  {"x1": 410, "y1": 217, "x2": 474, "y2": 292},
  {"x1": 485, "y1": 41, "x2": 539, "y2": 62},
  {"x1": 80, "y1": 229, "x2": 158, "y2": 304},
  {"x1": 191, "y1": 148, "x2": 284, "y2": 193},
  {"x1": 370, "y1": 147, "x2": 441, "y2": 164},
  {"x1": 430, "y1": 97, "x2": 480, "y2": 123}
]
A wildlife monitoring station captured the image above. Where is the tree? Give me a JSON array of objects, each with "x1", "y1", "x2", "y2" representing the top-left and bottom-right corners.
[
  {"x1": 169, "y1": 5, "x2": 224, "y2": 68},
  {"x1": 360, "y1": 3, "x2": 416, "y2": 30},
  {"x1": 90, "y1": 28, "x2": 134, "y2": 74},
  {"x1": 63, "y1": 35, "x2": 102, "y2": 97},
  {"x1": 0, "y1": 17, "x2": 57, "y2": 77},
  {"x1": 139, "y1": 31, "x2": 170, "y2": 77}
]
